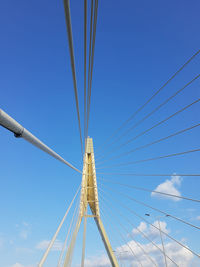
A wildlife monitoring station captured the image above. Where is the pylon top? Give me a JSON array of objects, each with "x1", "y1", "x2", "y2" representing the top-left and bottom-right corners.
[{"x1": 86, "y1": 137, "x2": 93, "y2": 154}]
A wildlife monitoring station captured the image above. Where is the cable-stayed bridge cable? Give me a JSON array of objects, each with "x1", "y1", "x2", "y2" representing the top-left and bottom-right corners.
[
  {"x1": 63, "y1": 214, "x2": 82, "y2": 266},
  {"x1": 96, "y1": 48, "x2": 200, "y2": 154},
  {"x1": 86, "y1": 0, "x2": 99, "y2": 137},
  {"x1": 96, "y1": 74, "x2": 200, "y2": 162},
  {"x1": 97, "y1": 97, "x2": 200, "y2": 160},
  {"x1": 84, "y1": 0, "x2": 87, "y2": 144},
  {"x1": 39, "y1": 185, "x2": 81, "y2": 266},
  {"x1": 81, "y1": 206, "x2": 87, "y2": 267},
  {"x1": 99, "y1": 187, "x2": 200, "y2": 259},
  {"x1": 86, "y1": 0, "x2": 94, "y2": 133},
  {"x1": 100, "y1": 192, "x2": 180, "y2": 266},
  {"x1": 122, "y1": 212, "x2": 178, "y2": 266},
  {"x1": 100, "y1": 73, "x2": 200, "y2": 155},
  {"x1": 86, "y1": 0, "x2": 93, "y2": 138},
  {"x1": 99, "y1": 186, "x2": 200, "y2": 231},
  {"x1": 63, "y1": 0, "x2": 83, "y2": 155},
  {"x1": 57, "y1": 195, "x2": 80, "y2": 266},
  {"x1": 0, "y1": 108, "x2": 81, "y2": 173},
  {"x1": 62, "y1": 201, "x2": 80, "y2": 267},
  {"x1": 97, "y1": 172, "x2": 200, "y2": 177},
  {"x1": 99, "y1": 194, "x2": 158, "y2": 267},
  {"x1": 98, "y1": 148, "x2": 200, "y2": 169},
  {"x1": 100, "y1": 206, "x2": 144, "y2": 267},
  {"x1": 98, "y1": 178, "x2": 200, "y2": 203},
  {"x1": 88, "y1": 0, "x2": 98, "y2": 120},
  {"x1": 126, "y1": 205, "x2": 200, "y2": 259},
  {"x1": 97, "y1": 122, "x2": 200, "y2": 166},
  {"x1": 100, "y1": 193, "x2": 177, "y2": 267}
]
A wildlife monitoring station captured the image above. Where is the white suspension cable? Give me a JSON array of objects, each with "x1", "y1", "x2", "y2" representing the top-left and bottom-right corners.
[
  {"x1": 38, "y1": 185, "x2": 81, "y2": 267},
  {"x1": 57, "y1": 195, "x2": 80, "y2": 267}
]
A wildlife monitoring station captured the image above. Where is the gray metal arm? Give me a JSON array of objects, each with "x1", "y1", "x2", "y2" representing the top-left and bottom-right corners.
[{"x1": 0, "y1": 108, "x2": 81, "y2": 173}]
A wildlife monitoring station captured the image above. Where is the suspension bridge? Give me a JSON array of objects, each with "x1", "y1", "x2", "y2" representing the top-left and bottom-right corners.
[{"x1": 0, "y1": 0, "x2": 200, "y2": 266}]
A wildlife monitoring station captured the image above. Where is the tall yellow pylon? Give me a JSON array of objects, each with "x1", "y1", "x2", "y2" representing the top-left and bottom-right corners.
[{"x1": 64, "y1": 138, "x2": 119, "y2": 267}]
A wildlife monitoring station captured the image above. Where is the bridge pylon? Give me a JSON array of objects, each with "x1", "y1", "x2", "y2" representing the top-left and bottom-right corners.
[{"x1": 63, "y1": 137, "x2": 119, "y2": 267}]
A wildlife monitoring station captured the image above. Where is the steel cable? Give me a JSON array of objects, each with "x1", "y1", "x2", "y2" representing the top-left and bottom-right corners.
[
  {"x1": 99, "y1": 187, "x2": 200, "y2": 259},
  {"x1": 97, "y1": 172, "x2": 200, "y2": 177},
  {"x1": 99, "y1": 186, "x2": 200, "y2": 231},
  {"x1": 84, "y1": 0, "x2": 87, "y2": 144},
  {"x1": 86, "y1": 0, "x2": 94, "y2": 138},
  {"x1": 100, "y1": 204, "x2": 144, "y2": 267},
  {"x1": 100, "y1": 192, "x2": 183, "y2": 266},
  {"x1": 57, "y1": 194, "x2": 80, "y2": 266},
  {"x1": 38, "y1": 185, "x2": 81, "y2": 266},
  {"x1": 99, "y1": 193, "x2": 159, "y2": 267},
  {"x1": 86, "y1": 0, "x2": 99, "y2": 138},
  {"x1": 95, "y1": 49, "x2": 200, "y2": 154},
  {"x1": 63, "y1": 0, "x2": 83, "y2": 155},
  {"x1": 86, "y1": 0, "x2": 98, "y2": 137},
  {"x1": 97, "y1": 122, "x2": 200, "y2": 166},
  {"x1": 100, "y1": 193, "x2": 178, "y2": 266},
  {"x1": 98, "y1": 148, "x2": 200, "y2": 169},
  {"x1": 98, "y1": 178, "x2": 200, "y2": 203},
  {"x1": 96, "y1": 97, "x2": 200, "y2": 162},
  {"x1": 97, "y1": 73, "x2": 200, "y2": 161}
]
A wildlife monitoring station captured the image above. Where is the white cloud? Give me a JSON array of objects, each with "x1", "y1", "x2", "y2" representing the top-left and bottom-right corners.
[
  {"x1": 148, "y1": 220, "x2": 170, "y2": 239},
  {"x1": 132, "y1": 220, "x2": 170, "y2": 240},
  {"x1": 85, "y1": 238, "x2": 193, "y2": 267},
  {"x1": 196, "y1": 216, "x2": 200, "y2": 221},
  {"x1": 10, "y1": 264, "x2": 35, "y2": 267},
  {"x1": 151, "y1": 174, "x2": 182, "y2": 201},
  {"x1": 0, "y1": 237, "x2": 4, "y2": 249},
  {"x1": 85, "y1": 220, "x2": 194, "y2": 267},
  {"x1": 17, "y1": 222, "x2": 31, "y2": 240},
  {"x1": 84, "y1": 255, "x2": 110, "y2": 267},
  {"x1": 19, "y1": 230, "x2": 29, "y2": 240},
  {"x1": 15, "y1": 247, "x2": 33, "y2": 254},
  {"x1": 10, "y1": 264, "x2": 25, "y2": 267},
  {"x1": 132, "y1": 222, "x2": 147, "y2": 235},
  {"x1": 36, "y1": 239, "x2": 63, "y2": 251}
]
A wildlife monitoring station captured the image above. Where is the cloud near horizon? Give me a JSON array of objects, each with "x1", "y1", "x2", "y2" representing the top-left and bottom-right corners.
[
  {"x1": 151, "y1": 174, "x2": 182, "y2": 201},
  {"x1": 132, "y1": 220, "x2": 170, "y2": 240},
  {"x1": 35, "y1": 239, "x2": 63, "y2": 251},
  {"x1": 10, "y1": 264, "x2": 35, "y2": 267},
  {"x1": 84, "y1": 220, "x2": 194, "y2": 267}
]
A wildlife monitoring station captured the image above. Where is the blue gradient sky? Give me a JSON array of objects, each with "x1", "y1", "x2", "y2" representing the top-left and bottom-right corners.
[{"x1": 0, "y1": 0, "x2": 200, "y2": 266}]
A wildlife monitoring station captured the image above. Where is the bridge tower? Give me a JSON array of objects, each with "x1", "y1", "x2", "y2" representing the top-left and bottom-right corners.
[{"x1": 63, "y1": 137, "x2": 119, "y2": 266}]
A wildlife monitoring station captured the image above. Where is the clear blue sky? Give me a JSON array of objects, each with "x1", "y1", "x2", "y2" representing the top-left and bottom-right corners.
[{"x1": 0, "y1": 0, "x2": 200, "y2": 266}]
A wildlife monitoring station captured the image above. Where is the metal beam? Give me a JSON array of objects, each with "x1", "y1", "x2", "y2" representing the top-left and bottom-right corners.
[
  {"x1": 94, "y1": 217, "x2": 119, "y2": 267},
  {"x1": 0, "y1": 108, "x2": 81, "y2": 173}
]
